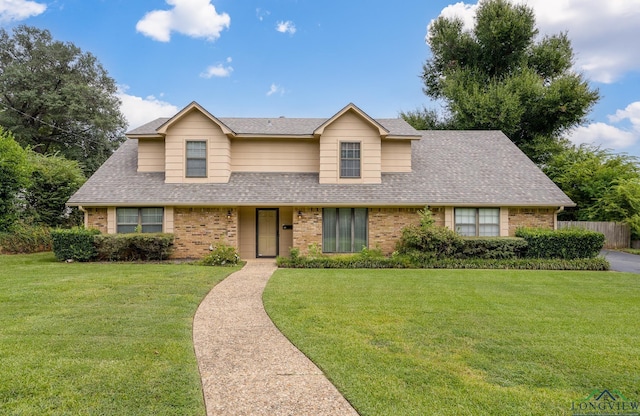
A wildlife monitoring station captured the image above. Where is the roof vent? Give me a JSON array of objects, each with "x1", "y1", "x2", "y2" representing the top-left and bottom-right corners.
[
  {"x1": 279, "y1": 116, "x2": 285, "y2": 118},
  {"x1": 267, "y1": 120, "x2": 272, "y2": 126}
]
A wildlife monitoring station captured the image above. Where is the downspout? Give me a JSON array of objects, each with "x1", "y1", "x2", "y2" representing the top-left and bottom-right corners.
[{"x1": 554, "y1": 206, "x2": 564, "y2": 230}]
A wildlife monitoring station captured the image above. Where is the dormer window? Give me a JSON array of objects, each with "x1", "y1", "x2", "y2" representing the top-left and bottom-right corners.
[
  {"x1": 340, "y1": 142, "x2": 361, "y2": 178},
  {"x1": 186, "y1": 141, "x2": 207, "y2": 177}
]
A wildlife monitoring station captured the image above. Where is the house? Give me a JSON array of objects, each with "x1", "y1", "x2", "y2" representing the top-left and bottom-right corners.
[{"x1": 67, "y1": 102, "x2": 574, "y2": 259}]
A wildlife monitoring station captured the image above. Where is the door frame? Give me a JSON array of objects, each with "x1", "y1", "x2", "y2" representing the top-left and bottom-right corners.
[{"x1": 255, "y1": 208, "x2": 279, "y2": 258}]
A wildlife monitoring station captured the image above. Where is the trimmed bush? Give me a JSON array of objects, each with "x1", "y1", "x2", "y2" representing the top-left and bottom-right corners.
[
  {"x1": 51, "y1": 227, "x2": 101, "y2": 262},
  {"x1": 396, "y1": 209, "x2": 463, "y2": 259},
  {"x1": 95, "y1": 233, "x2": 174, "y2": 261},
  {"x1": 0, "y1": 223, "x2": 52, "y2": 254},
  {"x1": 199, "y1": 242, "x2": 240, "y2": 266},
  {"x1": 457, "y1": 237, "x2": 528, "y2": 259},
  {"x1": 516, "y1": 227, "x2": 605, "y2": 259}
]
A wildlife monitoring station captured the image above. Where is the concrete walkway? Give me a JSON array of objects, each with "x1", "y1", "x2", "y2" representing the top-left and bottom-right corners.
[{"x1": 193, "y1": 260, "x2": 359, "y2": 416}]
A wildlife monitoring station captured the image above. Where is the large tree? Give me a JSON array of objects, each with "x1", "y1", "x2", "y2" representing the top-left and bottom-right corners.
[
  {"x1": 0, "y1": 25, "x2": 126, "y2": 174},
  {"x1": 0, "y1": 127, "x2": 30, "y2": 232},
  {"x1": 415, "y1": 0, "x2": 599, "y2": 164}
]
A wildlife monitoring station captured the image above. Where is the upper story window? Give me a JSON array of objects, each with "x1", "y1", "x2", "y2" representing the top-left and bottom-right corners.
[
  {"x1": 117, "y1": 207, "x2": 164, "y2": 233},
  {"x1": 455, "y1": 208, "x2": 500, "y2": 237},
  {"x1": 340, "y1": 142, "x2": 361, "y2": 178},
  {"x1": 186, "y1": 141, "x2": 207, "y2": 177}
]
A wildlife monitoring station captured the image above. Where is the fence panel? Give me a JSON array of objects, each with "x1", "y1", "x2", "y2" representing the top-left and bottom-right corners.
[{"x1": 557, "y1": 221, "x2": 630, "y2": 249}]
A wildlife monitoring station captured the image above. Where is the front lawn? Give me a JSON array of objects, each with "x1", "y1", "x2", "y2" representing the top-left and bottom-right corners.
[
  {"x1": 264, "y1": 269, "x2": 640, "y2": 416},
  {"x1": 0, "y1": 253, "x2": 238, "y2": 416}
]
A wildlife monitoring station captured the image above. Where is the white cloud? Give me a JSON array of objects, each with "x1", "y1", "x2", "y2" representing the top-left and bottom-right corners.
[
  {"x1": 118, "y1": 89, "x2": 179, "y2": 129},
  {"x1": 276, "y1": 20, "x2": 296, "y2": 35},
  {"x1": 200, "y1": 63, "x2": 233, "y2": 78},
  {"x1": 256, "y1": 8, "x2": 270, "y2": 21},
  {"x1": 430, "y1": 0, "x2": 640, "y2": 83},
  {"x1": 609, "y1": 102, "x2": 640, "y2": 130},
  {"x1": 0, "y1": 0, "x2": 46, "y2": 23},
  {"x1": 266, "y1": 83, "x2": 285, "y2": 97},
  {"x1": 568, "y1": 123, "x2": 637, "y2": 149},
  {"x1": 567, "y1": 101, "x2": 640, "y2": 151},
  {"x1": 136, "y1": 0, "x2": 230, "y2": 42}
]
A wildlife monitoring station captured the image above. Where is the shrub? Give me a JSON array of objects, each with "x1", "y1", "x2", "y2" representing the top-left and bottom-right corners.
[
  {"x1": 396, "y1": 208, "x2": 463, "y2": 259},
  {"x1": 516, "y1": 227, "x2": 605, "y2": 259},
  {"x1": 199, "y1": 242, "x2": 240, "y2": 266},
  {"x1": 0, "y1": 222, "x2": 52, "y2": 254},
  {"x1": 95, "y1": 233, "x2": 174, "y2": 261},
  {"x1": 457, "y1": 237, "x2": 528, "y2": 259},
  {"x1": 397, "y1": 225, "x2": 463, "y2": 259},
  {"x1": 51, "y1": 227, "x2": 101, "y2": 262}
]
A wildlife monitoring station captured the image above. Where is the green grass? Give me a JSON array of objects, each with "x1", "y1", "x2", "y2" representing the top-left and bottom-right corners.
[
  {"x1": 264, "y1": 268, "x2": 640, "y2": 416},
  {"x1": 0, "y1": 253, "x2": 239, "y2": 416},
  {"x1": 621, "y1": 248, "x2": 640, "y2": 255}
]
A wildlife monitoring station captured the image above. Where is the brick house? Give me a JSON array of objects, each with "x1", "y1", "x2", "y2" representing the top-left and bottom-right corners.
[{"x1": 67, "y1": 102, "x2": 574, "y2": 259}]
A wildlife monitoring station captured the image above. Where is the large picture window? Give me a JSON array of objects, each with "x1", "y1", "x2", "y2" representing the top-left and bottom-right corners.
[
  {"x1": 340, "y1": 142, "x2": 361, "y2": 178},
  {"x1": 117, "y1": 208, "x2": 164, "y2": 233},
  {"x1": 186, "y1": 141, "x2": 207, "y2": 177},
  {"x1": 455, "y1": 208, "x2": 500, "y2": 237},
  {"x1": 322, "y1": 208, "x2": 367, "y2": 252}
]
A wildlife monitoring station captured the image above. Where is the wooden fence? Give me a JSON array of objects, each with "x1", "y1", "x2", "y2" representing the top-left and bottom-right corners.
[{"x1": 557, "y1": 221, "x2": 630, "y2": 249}]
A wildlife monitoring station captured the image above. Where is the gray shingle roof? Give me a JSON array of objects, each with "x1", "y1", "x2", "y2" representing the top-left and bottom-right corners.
[
  {"x1": 68, "y1": 131, "x2": 574, "y2": 207},
  {"x1": 126, "y1": 117, "x2": 419, "y2": 137}
]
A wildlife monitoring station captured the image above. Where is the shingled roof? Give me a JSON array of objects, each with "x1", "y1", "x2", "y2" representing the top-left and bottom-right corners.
[{"x1": 68, "y1": 130, "x2": 574, "y2": 207}]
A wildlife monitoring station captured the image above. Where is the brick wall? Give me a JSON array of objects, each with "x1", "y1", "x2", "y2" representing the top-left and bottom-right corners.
[
  {"x1": 172, "y1": 207, "x2": 237, "y2": 258},
  {"x1": 369, "y1": 208, "x2": 423, "y2": 254},
  {"x1": 292, "y1": 207, "x2": 322, "y2": 255},
  {"x1": 86, "y1": 208, "x2": 108, "y2": 233},
  {"x1": 508, "y1": 207, "x2": 555, "y2": 236}
]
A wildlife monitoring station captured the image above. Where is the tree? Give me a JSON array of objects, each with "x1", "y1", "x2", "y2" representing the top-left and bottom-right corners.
[
  {"x1": 23, "y1": 152, "x2": 85, "y2": 228},
  {"x1": 544, "y1": 145, "x2": 640, "y2": 237},
  {"x1": 0, "y1": 25, "x2": 127, "y2": 174},
  {"x1": 0, "y1": 127, "x2": 30, "y2": 232},
  {"x1": 399, "y1": 106, "x2": 453, "y2": 130},
  {"x1": 418, "y1": 0, "x2": 599, "y2": 164}
]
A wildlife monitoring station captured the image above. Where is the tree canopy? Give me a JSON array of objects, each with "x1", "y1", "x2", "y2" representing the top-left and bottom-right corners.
[
  {"x1": 414, "y1": 0, "x2": 599, "y2": 164},
  {"x1": 0, "y1": 25, "x2": 126, "y2": 174}
]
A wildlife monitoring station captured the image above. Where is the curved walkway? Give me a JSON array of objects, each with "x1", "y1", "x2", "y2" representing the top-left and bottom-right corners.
[{"x1": 193, "y1": 260, "x2": 359, "y2": 416}]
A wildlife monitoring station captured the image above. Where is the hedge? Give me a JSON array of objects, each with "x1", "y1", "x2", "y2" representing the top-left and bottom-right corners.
[
  {"x1": 457, "y1": 237, "x2": 528, "y2": 259},
  {"x1": 516, "y1": 227, "x2": 605, "y2": 259},
  {"x1": 51, "y1": 227, "x2": 101, "y2": 261},
  {"x1": 94, "y1": 233, "x2": 174, "y2": 261}
]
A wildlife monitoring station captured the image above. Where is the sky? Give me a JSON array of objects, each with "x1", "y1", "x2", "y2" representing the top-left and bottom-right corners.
[{"x1": 2, "y1": 0, "x2": 640, "y2": 158}]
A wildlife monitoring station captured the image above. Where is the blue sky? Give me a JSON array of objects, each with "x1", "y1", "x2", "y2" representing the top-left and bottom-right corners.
[{"x1": 3, "y1": 0, "x2": 640, "y2": 157}]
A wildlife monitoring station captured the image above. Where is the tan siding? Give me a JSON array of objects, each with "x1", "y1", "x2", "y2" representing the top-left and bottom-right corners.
[
  {"x1": 500, "y1": 207, "x2": 509, "y2": 236},
  {"x1": 238, "y1": 207, "x2": 256, "y2": 259},
  {"x1": 107, "y1": 207, "x2": 116, "y2": 234},
  {"x1": 164, "y1": 206, "x2": 174, "y2": 233},
  {"x1": 319, "y1": 111, "x2": 381, "y2": 184},
  {"x1": 381, "y1": 140, "x2": 412, "y2": 172},
  {"x1": 279, "y1": 207, "x2": 293, "y2": 255},
  {"x1": 164, "y1": 110, "x2": 231, "y2": 184},
  {"x1": 137, "y1": 139, "x2": 165, "y2": 172},
  {"x1": 231, "y1": 139, "x2": 319, "y2": 172}
]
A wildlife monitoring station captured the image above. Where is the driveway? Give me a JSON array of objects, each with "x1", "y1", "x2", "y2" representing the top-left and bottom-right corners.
[{"x1": 600, "y1": 250, "x2": 640, "y2": 273}]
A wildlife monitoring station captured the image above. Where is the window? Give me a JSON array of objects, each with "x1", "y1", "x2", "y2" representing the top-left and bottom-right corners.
[
  {"x1": 322, "y1": 208, "x2": 367, "y2": 252},
  {"x1": 117, "y1": 208, "x2": 164, "y2": 233},
  {"x1": 186, "y1": 141, "x2": 207, "y2": 177},
  {"x1": 455, "y1": 208, "x2": 500, "y2": 237},
  {"x1": 340, "y1": 142, "x2": 361, "y2": 178}
]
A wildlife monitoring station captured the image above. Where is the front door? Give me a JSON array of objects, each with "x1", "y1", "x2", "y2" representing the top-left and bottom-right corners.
[{"x1": 256, "y1": 209, "x2": 278, "y2": 258}]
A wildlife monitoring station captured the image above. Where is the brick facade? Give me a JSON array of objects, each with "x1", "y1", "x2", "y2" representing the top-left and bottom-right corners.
[
  {"x1": 368, "y1": 208, "x2": 423, "y2": 253},
  {"x1": 292, "y1": 207, "x2": 323, "y2": 255},
  {"x1": 172, "y1": 207, "x2": 237, "y2": 259},
  {"x1": 508, "y1": 207, "x2": 555, "y2": 236},
  {"x1": 85, "y1": 207, "x2": 108, "y2": 233}
]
